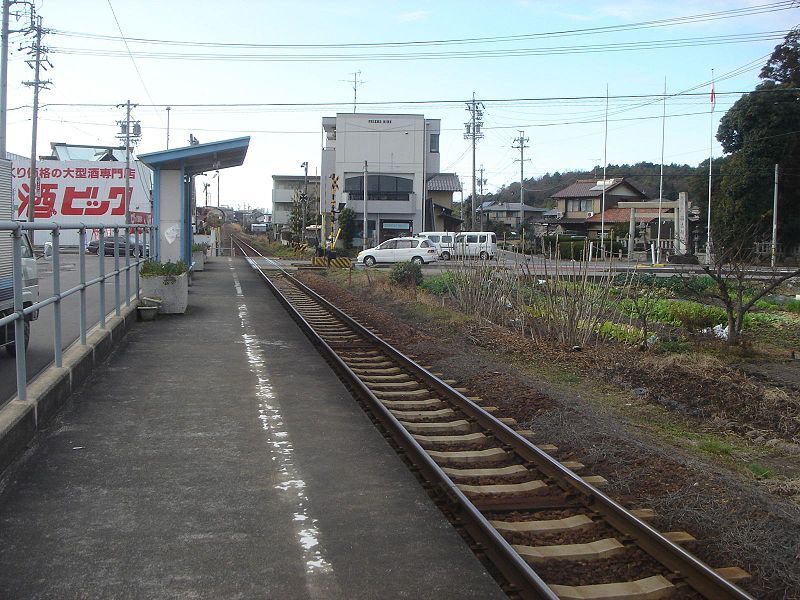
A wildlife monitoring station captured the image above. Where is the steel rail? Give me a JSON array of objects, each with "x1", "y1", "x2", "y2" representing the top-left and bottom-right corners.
[
  {"x1": 235, "y1": 242, "x2": 557, "y2": 599},
  {"x1": 233, "y1": 234, "x2": 753, "y2": 600}
]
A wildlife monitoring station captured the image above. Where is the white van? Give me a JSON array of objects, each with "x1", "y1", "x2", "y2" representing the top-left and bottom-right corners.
[
  {"x1": 415, "y1": 231, "x2": 456, "y2": 260},
  {"x1": 453, "y1": 231, "x2": 498, "y2": 260}
]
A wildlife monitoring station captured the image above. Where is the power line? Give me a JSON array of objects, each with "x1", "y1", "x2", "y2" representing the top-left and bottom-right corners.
[
  {"x1": 47, "y1": 29, "x2": 792, "y2": 62},
  {"x1": 38, "y1": 87, "x2": 798, "y2": 110},
  {"x1": 48, "y1": 2, "x2": 795, "y2": 49},
  {"x1": 106, "y1": 0, "x2": 161, "y2": 124}
]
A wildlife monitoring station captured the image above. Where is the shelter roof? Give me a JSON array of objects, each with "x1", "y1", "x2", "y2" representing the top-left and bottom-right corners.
[{"x1": 138, "y1": 137, "x2": 250, "y2": 175}]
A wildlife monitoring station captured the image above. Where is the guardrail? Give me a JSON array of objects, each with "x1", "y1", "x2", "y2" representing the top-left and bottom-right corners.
[{"x1": 0, "y1": 221, "x2": 157, "y2": 404}]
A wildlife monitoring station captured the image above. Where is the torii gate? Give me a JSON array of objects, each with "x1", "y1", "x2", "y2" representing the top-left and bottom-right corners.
[{"x1": 617, "y1": 192, "x2": 689, "y2": 257}]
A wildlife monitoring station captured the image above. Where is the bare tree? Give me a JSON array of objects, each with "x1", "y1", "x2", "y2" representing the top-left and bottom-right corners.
[
  {"x1": 693, "y1": 233, "x2": 800, "y2": 345},
  {"x1": 621, "y1": 273, "x2": 666, "y2": 348},
  {"x1": 525, "y1": 247, "x2": 618, "y2": 348}
]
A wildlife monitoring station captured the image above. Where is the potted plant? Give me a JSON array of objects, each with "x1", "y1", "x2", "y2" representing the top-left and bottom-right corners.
[
  {"x1": 140, "y1": 260, "x2": 189, "y2": 314},
  {"x1": 192, "y1": 243, "x2": 210, "y2": 272}
]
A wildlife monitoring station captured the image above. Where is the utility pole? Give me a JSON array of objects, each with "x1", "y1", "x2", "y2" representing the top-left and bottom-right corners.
[
  {"x1": 771, "y1": 163, "x2": 779, "y2": 268},
  {"x1": 116, "y1": 100, "x2": 140, "y2": 226},
  {"x1": 464, "y1": 93, "x2": 484, "y2": 230},
  {"x1": 478, "y1": 164, "x2": 486, "y2": 231},
  {"x1": 341, "y1": 71, "x2": 364, "y2": 113},
  {"x1": 216, "y1": 170, "x2": 220, "y2": 207},
  {"x1": 203, "y1": 182, "x2": 210, "y2": 206},
  {"x1": 301, "y1": 161, "x2": 309, "y2": 242},
  {"x1": 363, "y1": 160, "x2": 368, "y2": 248},
  {"x1": 1, "y1": 0, "x2": 35, "y2": 159},
  {"x1": 166, "y1": 106, "x2": 171, "y2": 149},
  {"x1": 0, "y1": 0, "x2": 10, "y2": 158},
  {"x1": 512, "y1": 131, "x2": 530, "y2": 234},
  {"x1": 22, "y1": 13, "x2": 50, "y2": 244}
]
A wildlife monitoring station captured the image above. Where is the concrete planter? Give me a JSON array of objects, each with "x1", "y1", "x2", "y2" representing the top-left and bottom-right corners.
[
  {"x1": 137, "y1": 305, "x2": 159, "y2": 321},
  {"x1": 141, "y1": 272, "x2": 189, "y2": 314},
  {"x1": 192, "y1": 251, "x2": 205, "y2": 272}
]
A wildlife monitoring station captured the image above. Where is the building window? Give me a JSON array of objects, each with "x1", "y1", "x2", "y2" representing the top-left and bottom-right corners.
[
  {"x1": 429, "y1": 133, "x2": 439, "y2": 153},
  {"x1": 567, "y1": 198, "x2": 593, "y2": 212},
  {"x1": 344, "y1": 174, "x2": 413, "y2": 201}
]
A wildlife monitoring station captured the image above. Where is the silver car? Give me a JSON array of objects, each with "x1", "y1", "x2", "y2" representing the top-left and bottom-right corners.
[{"x1": 357, "y1": 237, "x2": 439, "y2": 266}]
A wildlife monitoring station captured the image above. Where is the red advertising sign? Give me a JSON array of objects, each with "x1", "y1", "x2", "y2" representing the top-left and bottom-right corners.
[{"x1": 12, "y1": 159, "x2": 151, "y2": 222}]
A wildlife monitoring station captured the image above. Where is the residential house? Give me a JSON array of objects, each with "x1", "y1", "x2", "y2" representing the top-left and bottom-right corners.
[
  {"x1": 427, "y1": 173, "x2": 462, "y2": 232},
  {"x1": 478, "y1": 201, "x2": 548, "y2": 229},
  {"x1": 549, "y1": 178, "x2": 648, "y2": 237}
]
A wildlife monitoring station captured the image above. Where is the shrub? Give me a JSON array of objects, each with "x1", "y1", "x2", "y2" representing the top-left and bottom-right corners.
[
  {"x1": 192, "y1": 242, "x2": 210, "y2": 252},
  {"x1": 140, "y1": 260, "x2": 188, "y2": 277},
  {"x1": 612, "y1": 274, "x2": 716, "y2": 296},
  {"x1": 667, "y1": 301, "x2": 727, "y2": 331},
  {"x1": 389, "y1": 262, "x2": 423, "y2": 287},
  {"x1": 653, "y1": 338, "x2": 692, "y2": 353},
  {"x1": 421, "y1": 273, "x2": 454, "y2": 296},
  {"x1": 597, "y1": 320, "x2": 640, "y2": 344}
]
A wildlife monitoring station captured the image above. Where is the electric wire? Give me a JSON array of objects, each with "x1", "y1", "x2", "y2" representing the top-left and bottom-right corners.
[
  {"x1": 46, "y1": 30, "x2": 792, "y2": 62},
  {"x1": 48, "y1": 2, "x2": 795, "y2": 50},
  {"x1": 105, "y1": 0, "x2": 162, "y2": 124}
]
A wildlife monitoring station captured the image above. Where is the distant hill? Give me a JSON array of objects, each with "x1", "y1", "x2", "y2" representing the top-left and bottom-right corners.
[{"x1": 483, "y1": 162, "x2": 701, "y2": 208}]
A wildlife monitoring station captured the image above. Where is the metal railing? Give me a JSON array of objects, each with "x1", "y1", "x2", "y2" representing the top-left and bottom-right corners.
[{"x1": 0, "y1": 221, "x2": 156, "y2": 404}]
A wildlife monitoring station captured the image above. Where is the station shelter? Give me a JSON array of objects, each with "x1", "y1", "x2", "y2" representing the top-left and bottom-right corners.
[{"x1": 138, "y1": 137, "x2": 250, "y2": 264}]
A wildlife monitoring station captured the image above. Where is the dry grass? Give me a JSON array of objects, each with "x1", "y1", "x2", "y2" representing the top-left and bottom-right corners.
[{"x1": 642, "y1": 353, "x2": 729, "y2": 377}]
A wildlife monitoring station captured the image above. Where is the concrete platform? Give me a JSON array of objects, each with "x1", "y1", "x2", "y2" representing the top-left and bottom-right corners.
[{"x1": 0, "y1": 256, "x2": 505, "y2": 599}]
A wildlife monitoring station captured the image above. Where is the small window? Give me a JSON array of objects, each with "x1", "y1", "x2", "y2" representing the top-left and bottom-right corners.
[
  {"x1": 455, "y1": 235, "x2": 464, "y2": 243},
  {"x1": 430, "y1": 133, "x2": 440, "y2": 153},
  {"x1": 467, "y1": 235, "x2": 478, "y2": 243},
  {"x1": 419, "y1": 240, "x2": 432, "y2": 248},
  {"x1": 380, "y1": 240, "x2": 397, "y2": 250},
  {"x1": 441, "y1": 235, "x2": 452, "y2": 243},
  {"x1": 488, "y1": 233, "x2": 496, "y2": 242},
  {"x1": 479, "y1": 235, "x2": 487, "y2": 243},
  {"x1": 396, "y1": 240, "x2": 413, "y2": 249},
  {"x1": 429, "y1": 235, "x2": 440, "y2": 243},
  {"x1": 411, "y1": 240, "x2": 421, "y2": 248}
]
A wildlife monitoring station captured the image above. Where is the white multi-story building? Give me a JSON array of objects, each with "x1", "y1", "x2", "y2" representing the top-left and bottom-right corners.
[
  {"x1": 321, "y1": 113, "x2": 449, "y2": 246},
  {"x1": 271, "y1": 174, "x2": 320, "y2": 228}
]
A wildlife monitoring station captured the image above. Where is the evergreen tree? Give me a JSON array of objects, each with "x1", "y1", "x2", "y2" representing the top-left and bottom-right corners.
[
  {"x1": 715, "y1": 30, "x2": 800, "y2": 251},
  {"x1": 338, "y1": 208, "x2": 358, "y2": 249}
]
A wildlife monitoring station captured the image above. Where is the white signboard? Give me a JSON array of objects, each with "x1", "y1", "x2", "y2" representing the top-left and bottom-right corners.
[{"x1": 11, "y1": 159, "x2": 152, "y2": 245}]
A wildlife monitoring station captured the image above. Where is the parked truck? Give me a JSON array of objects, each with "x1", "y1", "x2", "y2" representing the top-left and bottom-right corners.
[{"x1": 1, "y1": 158, "x2": 38, "y2": 356}]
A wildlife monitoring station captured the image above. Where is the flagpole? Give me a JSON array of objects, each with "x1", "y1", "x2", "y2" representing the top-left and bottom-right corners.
[
  {"x1": 656, "y1": 76, "x2": 666, "y2": 264},
  {"x1": 706, "y1": 69, "x2": 715, "y2": 264},
  {"x1": 600, "y1": 83, "x2": 608, "y2": 259}
]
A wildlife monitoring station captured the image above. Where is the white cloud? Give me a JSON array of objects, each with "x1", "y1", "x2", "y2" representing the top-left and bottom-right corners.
[{"x1": 396, "y1": 10, "x2": 430, "y2": 22}]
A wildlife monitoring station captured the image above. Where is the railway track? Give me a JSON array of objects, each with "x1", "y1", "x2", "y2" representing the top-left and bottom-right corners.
[{"x1": 232, "y1": 234, "x2": 754, "y2": 600}]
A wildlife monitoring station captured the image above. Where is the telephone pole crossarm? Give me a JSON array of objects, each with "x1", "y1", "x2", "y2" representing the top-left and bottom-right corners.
[
  {"x1": 512, "y1": 131, "x2": 530, "y2": 234},
  {"x1": 464, "y1": 93, "x2": 484, "y2": 230}
]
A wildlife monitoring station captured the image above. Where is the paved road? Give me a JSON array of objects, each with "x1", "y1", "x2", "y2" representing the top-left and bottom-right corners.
[{"x1": 1, "y1": 252, "x2": 140, "y2": 407}]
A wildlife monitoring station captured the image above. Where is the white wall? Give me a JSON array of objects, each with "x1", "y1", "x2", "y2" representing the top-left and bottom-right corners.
[{"x1": 159, "y1": 170, "x2": 182, "y2": 263}]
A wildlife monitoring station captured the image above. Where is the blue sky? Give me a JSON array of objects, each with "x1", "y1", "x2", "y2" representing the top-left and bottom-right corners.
[{"x1": 5, "y1": 0, "x2": 796, "y2": 210}]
